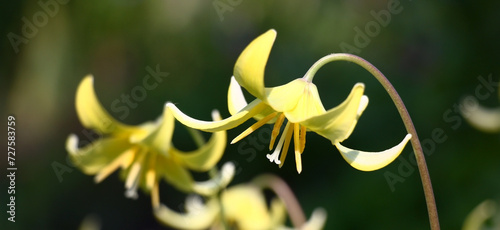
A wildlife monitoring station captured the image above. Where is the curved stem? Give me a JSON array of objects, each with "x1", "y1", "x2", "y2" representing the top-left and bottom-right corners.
[
  {"x1": 304, "y1": 53, "x2": 440, "y2": 230},
  {"x1": 252, "y1": 174, "x2": 306, "y2": 228}
]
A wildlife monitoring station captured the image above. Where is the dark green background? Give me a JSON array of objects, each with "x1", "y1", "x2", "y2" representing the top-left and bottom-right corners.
[{"x1": 1, "y1": 0, "x2": 499, "y2": 229}]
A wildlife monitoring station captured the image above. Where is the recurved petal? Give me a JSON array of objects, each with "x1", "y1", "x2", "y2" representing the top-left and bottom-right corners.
[
  {"x1": 157, "y1": 156, "x2": 194, "y2": 193},
  {"x1": 300, "y1": 83, "x2": 365, "y2": 143},
  {"x1": 297, "y1": 208, "x2": 328, "y2": 230},
  {"x1": 66, "y1": 134, "x2": 131, "y2": 174},
  {"x1": 138, "y1": 106, "x2": 175, "y2": 155},
  {"x1": 233, "y1": 29, "x2": 277, "y2": 100},
  {"x1": 222, "y1": 185, "x2": 275, "y2": 229},
  {"x1": 154, "y1": 197, "x2": 219, "y2": 230},
  {"x1": 269, "y1": 198, "x2": 287, "y2": 228},
  {"x1": 171, "y1": 115, "x2": 226, "y2": 171},
  {"x1": 76, "y1": 75, "x2": 134, "y2": 134},
  {"x1": 166, "y1": 100, "x2": 268, "y2": 132},
  {"x1": 335, "y1": 134, "x2": 412, "y2": 171},
  {"x1": 460, "y1": 96, "x2": 500, "y2": 132},
  {"x1": 191, "y1": 162, "x2": 235, "y2": 196}
]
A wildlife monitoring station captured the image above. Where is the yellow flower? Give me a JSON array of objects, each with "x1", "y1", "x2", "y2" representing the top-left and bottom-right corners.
[
  {"x1": 166, "y1": 29, "x2": 411, "y2": 173},
  {"x1": 67, "y1": 76, "x2": 231, "y2": 208},
  {"x1": 461, "y1": 82, "x2": 500, "y2": 132},
  {"x1": 154, "y1": 183, "x2": 326, "y2": 230}
]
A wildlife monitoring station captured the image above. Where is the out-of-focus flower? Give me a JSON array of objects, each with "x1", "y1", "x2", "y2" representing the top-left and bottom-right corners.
[
  {"x1": 67, "y1": 76, "x2": 231, "y2": 208},
  {"x1": 461, "y1": 82, "x2": 500, "y2": 132},
  {"x1": 462, "y1": 200, "x2": 500, "y2": 230},
  {"x1": 166, "y1": 29, "x2": 411, "y2": 173},
  {"x1": 155, "y1": 182, "x2": 326, "y2": 230},
  {"x1": 78, "y1": 214, "x2": 101, "y2": 230}
]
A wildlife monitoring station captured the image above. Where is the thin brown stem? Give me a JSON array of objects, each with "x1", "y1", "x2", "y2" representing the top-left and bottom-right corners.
[
  {"x1": 252, "y1": 174, "x2": 306, "y2": 228},
  {"x1": 304, "y1": 53, "x2": 440, "y2": 230}
]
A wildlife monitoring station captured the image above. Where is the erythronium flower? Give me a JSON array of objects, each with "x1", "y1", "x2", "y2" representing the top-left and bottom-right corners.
[
  {"x1": 67, "y1": 76, "x2": 232, "y2": 208},
  {"x1": 460, "y1": 82, "x2": 500, "y2": 132},
  {"x1": 166, "y1": 29, "x2": 411, "y2": 173},
  {"x1": 155, "y1": 181, "x2": 326, "y2": 230}
]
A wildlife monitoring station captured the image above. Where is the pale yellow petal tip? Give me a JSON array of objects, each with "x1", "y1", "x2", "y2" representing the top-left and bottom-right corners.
[
  {"x1": 66, "y1": 134, "x2": 79, "y2": 154},
  {"x1": 266, "y1": 29, "x2": 277, "y2": 38},
  {"x1": 295, "y1": 151, "x2": 303, "y2": 174},
  {"x1": 352, "y1": 82, "x2": 365, "y2": 91},
  {"x1": 357, "y1": 95, "x2": 369, "y2": 116},
  {"x1": 301, "y1": 208, "x2": 327, "y2": 230},
  {"x1": 460, "y1": 96, "x2": 500, "y2": 133},
  {"x1": 336, "y1": 134, "x2": 412, "y2": 171},
  {"x1": 191, "y1": 162, "x2": 235, "y2": 196}
]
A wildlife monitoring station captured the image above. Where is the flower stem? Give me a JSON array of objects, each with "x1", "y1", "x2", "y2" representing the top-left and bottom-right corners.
[
  {"x1": 253, "y1": 174, "x2": 306, "y2": 228},
  {"x1": 304, "y1": 53, "x2": 440, "y2": 230}
]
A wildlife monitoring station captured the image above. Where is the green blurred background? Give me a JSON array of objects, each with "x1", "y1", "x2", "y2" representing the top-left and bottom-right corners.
[{"x1": 1, "y1": 0, "x2": 500, "y2": 229}]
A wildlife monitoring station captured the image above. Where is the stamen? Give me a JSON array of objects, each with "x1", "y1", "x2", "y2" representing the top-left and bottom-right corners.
[
  {"x1": 293, "y1": 123, "x2": 300, "y2": 155},
  {"x1": 279, "y1": 122, "x2": 295, "y2": 168},
  {"x1": 295, "y1": 150, "x2": 303, "y2": 174},
  {"x1": 125, "y1": 149, "x2": 146, "y2": 199},
  {"x1": 125, "y1": 163, "x2": 141, "y2": 199},
  {"x1": 293, "y1": 124, "x2": 304, "y2": 173},
  {"x1": 145, "y1": 151, "x2": 157, "y2": 191},
  {"x1": 94, "y1": 148, "x2": 135, "y2": 183},
  {"x1": 151, "y1": 181, "x2": 160, "y2": 209},
  {"x1": 269, "y1": 113, "x2": 286, "y2": 150},
  {"x1": 231, "y1": 112, "x2": 278, "y2": 144},
  {"x1": 267, "y1": 122, "x2": 291, "y2": 164},
  {"x1": 300, "y1": 125, "x2": 306, "y2": 154}
]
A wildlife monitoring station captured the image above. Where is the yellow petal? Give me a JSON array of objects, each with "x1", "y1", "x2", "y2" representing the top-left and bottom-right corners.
[
  {"x1": 460, "y1": 96, "x2": 500, "y2": 132},
  {"x1": 269, "y1": 198, "x2": 287, "y2": 228},
  {"x1": 170, "y1": 109, "x2": 226, "y2": 171},
  {"x1": 166, "y1": 100, "x2": 268, "y2": 132},
  {"x1": 222, "y1": 185, "x2": 274, "y2": 229},
  {"x1": 171, "y1": 129, "x2": 226, "y2": 172},
  {"x1": 154, "y1": 197, "x2": 219, "y2": 230},
  {"x1": 75, "y1": 75, "x2": 134, "y2": 134},
  {"x1": 159, "y1": 155, "x2": 230, "y2": 196},
  {"x1": 139, "y1": 106, "x2": 175, "y2": 155},
  {"x1": 300, "y1": 83, "x2": 365, "y2": 144},
  {"x1": 264, "y1": 79, "x2": 322, "y2": 121},
  {"x1": 336, "y1": 134, "x2": 412, "y2": 171},
  {"x1": 66, "y1": 134, "x2": 130, "y2": 174},
  {"x1": 191, "y1": 162, "x2": 235, "y2": 196},
  {"x1": 266, "y1": 79, "x2": 326, "y2": 122},
  {"x1": 157, "y1": 156, "x2": 194, "y2": 193},
  {"x1": 94, "y1": 148, "x2": 136, "y2": 183},
  {"x1": 233, "y1": 29, "x2": 277, "y2": 100}
]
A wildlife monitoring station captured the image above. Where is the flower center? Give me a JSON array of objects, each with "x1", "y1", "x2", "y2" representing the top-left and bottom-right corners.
[{"x1": 231, "y1": 113, "x2": 307, "y2": 173}]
